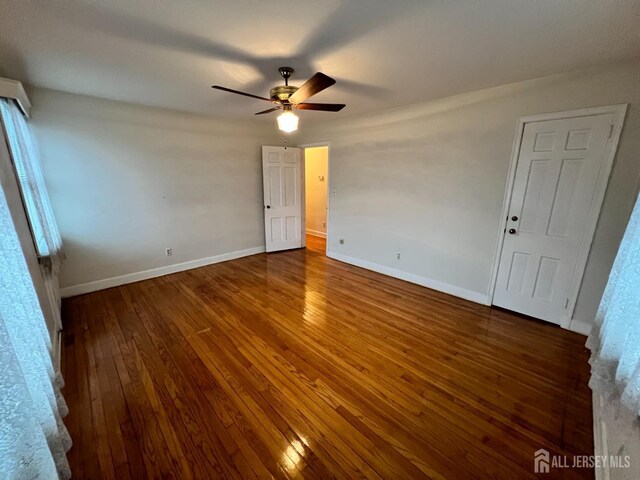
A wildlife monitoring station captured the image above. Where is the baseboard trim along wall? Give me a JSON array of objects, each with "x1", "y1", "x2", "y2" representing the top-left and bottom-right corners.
[
  {"x1": 327, "y1": 251, "x2": 597, "y2": 335},
  {"x1": 567, "y1": 319, "x2": 593, "y2": 336},
  {"x1": 592, "y1": 393, "x2": 609, "y2": 480},
  {"x1": 60, "y1": 246, "x2": 266, "y2": 298},
  {"x1": 306, "y1": 229, "x2": 327, "y2": 238},
  {"x1": 327, "y1": 250, "x2": 491, "y2": 305}
]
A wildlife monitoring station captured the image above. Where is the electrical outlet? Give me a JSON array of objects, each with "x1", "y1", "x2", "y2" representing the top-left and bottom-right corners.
[
  {"x1": 339, "y1": 238, "x2": 344, "y2": 245},
  {"x1": 165, "y1": 248, "x2": 172, "y2": 256},
  {"x1": 397, "y1": 252, "x2": 401, "y2": 260}
]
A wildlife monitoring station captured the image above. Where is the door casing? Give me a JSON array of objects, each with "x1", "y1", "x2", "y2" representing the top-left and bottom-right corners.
[
  {"x1": 488, "y1": 104, "x2": 627, "y2": 330},
  {"x1": 299, "y1": 142, "x2": 331, "y2": 254}
]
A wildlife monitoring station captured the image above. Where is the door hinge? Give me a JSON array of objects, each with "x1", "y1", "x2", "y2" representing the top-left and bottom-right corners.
[
  {"x1": 608, "y1": 124, "x2": 615, "y2": 139},
  {"x1": 564, "y1": 298, "x2": 569, "y2": 309}
]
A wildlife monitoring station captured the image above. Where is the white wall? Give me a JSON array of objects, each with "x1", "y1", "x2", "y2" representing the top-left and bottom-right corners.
[
  {"x1": 297, "y1": 60, "x2": 640, "y2": 332},
  {"x1": 305, "y1": 146, "x2": 328, "y2": 237},
  {"x1": 29, "y1": 88, "x2": 276, "y2": 293}
]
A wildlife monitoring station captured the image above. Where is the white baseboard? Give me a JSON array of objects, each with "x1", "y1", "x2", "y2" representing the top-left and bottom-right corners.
[
  {"x1": 568, "y1": 319, "x2": 593, "y2": 336},
  {"x1": 592, "y1": 392, "x2": 609, "y2": 480},
  {"x1": 326, "y1": 250, "x2": 490, "y2": 305},
  {"x1": 60, "y1": 246, "x2": 265, "y2": 298},
  {"x1": 306, "y1": 229, "x2": 327, "y2": 238}
]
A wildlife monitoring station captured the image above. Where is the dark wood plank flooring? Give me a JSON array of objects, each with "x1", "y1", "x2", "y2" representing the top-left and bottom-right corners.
[{"x1": 62, "y1": 235, "x2": 594, "y2": 479}]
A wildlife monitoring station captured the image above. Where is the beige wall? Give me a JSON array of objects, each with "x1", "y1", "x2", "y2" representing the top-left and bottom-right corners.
[
  {"x1": 305, "y1": 146, "x2": 328, "y2": 237},
  {"x1": 29, "y1": 88, "x2": 275, "y2": 293},
  {"x1": 297, "y1": 60, "x2": 640, "y2": 333}
]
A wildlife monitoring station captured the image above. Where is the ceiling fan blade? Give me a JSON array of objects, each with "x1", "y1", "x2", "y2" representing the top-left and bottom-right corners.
[
  {"x1": 288, "y1": 72, "x2": 336, "y2": 104},
  {"x1": 212, "y1": 85, "x2": 273, "y2": 102},
  {"x1": 254, "y1": 106, "x2": 282, "y2": 115},
  {"x1": 296, "y1": 103, "x2": 346, "y2": 112}
]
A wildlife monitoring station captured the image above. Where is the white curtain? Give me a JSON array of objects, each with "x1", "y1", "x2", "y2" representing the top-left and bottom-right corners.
[
  {"x1": 1, "y1": 98, "x2": 64, "y2": 364},
  {"x1": 0, "y1": 183, "x2": 71, "y2": 478},
  {"x1": 0, "y1": 97, "x2": 70, "y2": 477},
  {"x1": 587, "y1": 191, "x2": 640, "y2": 439}
]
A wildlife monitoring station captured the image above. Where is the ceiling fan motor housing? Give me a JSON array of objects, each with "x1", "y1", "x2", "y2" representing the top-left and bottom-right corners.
[
  {"x1": 270, "y1": 85, "x2": 298, "y2": 103},
  {"x1": 212, "y1": 66, "x2": 344, "y2": 115}
]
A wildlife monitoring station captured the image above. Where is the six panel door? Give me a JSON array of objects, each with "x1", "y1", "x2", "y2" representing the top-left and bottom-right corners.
[
  {"x1": 493, "y1": 114, "x2": 614, "y2": 324},
  {"x1": 262, "y1": 146, "x2": 303, "y2": 252}
]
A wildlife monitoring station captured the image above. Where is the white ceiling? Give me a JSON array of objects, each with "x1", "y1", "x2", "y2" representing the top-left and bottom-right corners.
[{"x1": 1, "y1": 0, "x2": 638, "y2": 120}]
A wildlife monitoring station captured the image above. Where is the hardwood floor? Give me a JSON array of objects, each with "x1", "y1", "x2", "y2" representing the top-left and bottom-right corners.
[{"x1": 61, "y1": 235, "x2": 594, "y2": 479}]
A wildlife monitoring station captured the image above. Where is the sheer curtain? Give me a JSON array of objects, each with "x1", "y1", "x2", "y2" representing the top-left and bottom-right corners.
[
  {"x1": 0, "y1": 184, "x2": 71, "y2": 478},
  {"x1": 0, "y1": 97, "x2": 71, "y2": 477},
  {"x1": 588, "y1": 191, "x2": 640, "y2": 440},
  {"x1": 0, "y1": 98, "x2": 64, "y2": 348}
]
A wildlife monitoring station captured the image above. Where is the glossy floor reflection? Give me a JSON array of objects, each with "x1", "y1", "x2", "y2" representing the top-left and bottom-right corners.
[{"x1": 61, "y1": 235, "x2": 593, "y2": 479}]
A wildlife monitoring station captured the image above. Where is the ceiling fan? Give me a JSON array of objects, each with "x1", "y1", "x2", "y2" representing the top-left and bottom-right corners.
[{"x1": 212, "y1": 67, "x2": 346, "y2": 132}]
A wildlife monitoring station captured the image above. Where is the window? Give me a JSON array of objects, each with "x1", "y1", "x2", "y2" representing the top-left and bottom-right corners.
[{"x1": 0, "y1": 98, "x2": 62, "y2": 259}]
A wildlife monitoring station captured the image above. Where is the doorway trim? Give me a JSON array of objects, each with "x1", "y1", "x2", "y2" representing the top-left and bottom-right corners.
[
  {"x1": 299, "y1": 142, "x2": 331, "y2": 253},
  {"x1": 487, "y1": 104, "x2": 627, "y2": 330}
]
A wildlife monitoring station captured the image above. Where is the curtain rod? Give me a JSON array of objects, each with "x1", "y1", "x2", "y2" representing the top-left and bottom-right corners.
[{"x1": 0, "y1": 77, "x2": 31, "y2": 118}]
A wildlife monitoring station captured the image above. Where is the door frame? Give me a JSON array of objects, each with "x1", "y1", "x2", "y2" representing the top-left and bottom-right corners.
[
  {"x1": 488, "y1": 104, "x2": 627, "y2": 328},
  {"x1": 299, "y1": 142, "x2": 331, "y2": 253}
]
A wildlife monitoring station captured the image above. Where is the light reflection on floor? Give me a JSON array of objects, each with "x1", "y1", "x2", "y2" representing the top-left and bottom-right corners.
[{"x1": 282, "y1": 438, "x2": 307, "y2": 473}]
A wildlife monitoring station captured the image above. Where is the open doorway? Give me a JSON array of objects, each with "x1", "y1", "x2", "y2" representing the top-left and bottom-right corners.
[{"x1": 303, "y1": 145, "x2": 329, "y2": 255}]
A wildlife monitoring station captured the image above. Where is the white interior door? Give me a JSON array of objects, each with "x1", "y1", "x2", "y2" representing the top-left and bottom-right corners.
[
  {"x1": 493, "y1": 113, "x2": 615, "y2": 324},
  {"x1": 262, "y1": 146, "x2": 303, "y2": 252}
]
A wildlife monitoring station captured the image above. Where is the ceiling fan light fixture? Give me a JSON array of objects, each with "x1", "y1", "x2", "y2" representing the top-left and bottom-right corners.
[
  {"x1": 212, "y1": 67, "x2": 344, "y2": 133},
  {"x1": 277, "y1": 108, "x2": 298, "y2": 133}
]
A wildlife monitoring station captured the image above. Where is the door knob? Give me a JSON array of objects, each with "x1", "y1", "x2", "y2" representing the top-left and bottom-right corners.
[
  {"x1": 511, "y1": 216, "x2": 518, "y2": 221},
  {"x1": 266, "y1": 205, "x2": 271, "y2": 209},
  {"x1": 508, "y1": 228, "x2": 516, "y2": 234}
]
